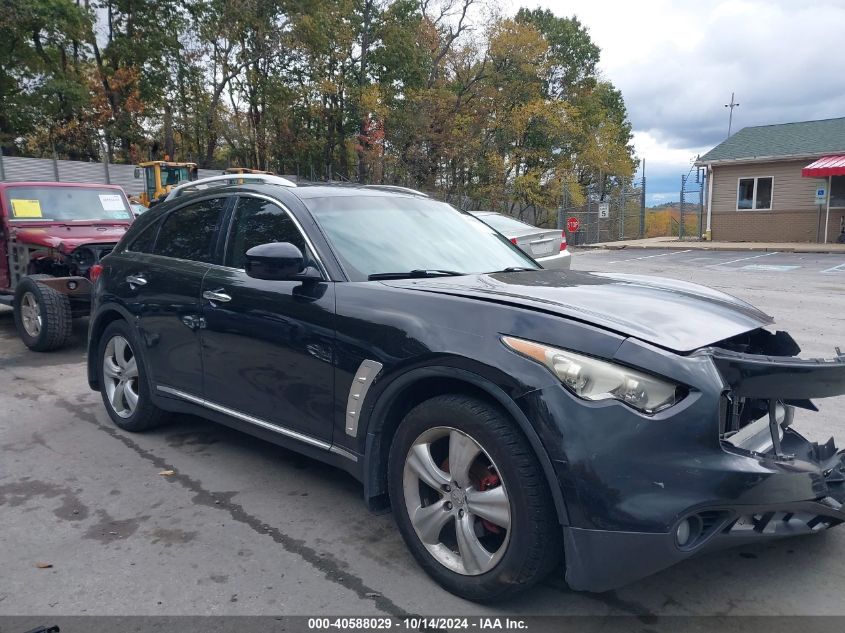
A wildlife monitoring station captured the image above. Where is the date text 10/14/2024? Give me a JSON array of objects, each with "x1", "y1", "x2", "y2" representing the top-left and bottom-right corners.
[{"x1": 307, "y1": 618, "x2": 528, "y2": 630}]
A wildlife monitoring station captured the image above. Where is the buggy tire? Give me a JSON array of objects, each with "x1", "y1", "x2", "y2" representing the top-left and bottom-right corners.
[{"x1": 13, "y1": 275, "x2": 73, "y2": 351}]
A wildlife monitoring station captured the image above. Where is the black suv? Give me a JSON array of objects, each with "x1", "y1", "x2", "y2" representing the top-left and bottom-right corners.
[{"x1": 87, "y1": 182, "x2": 845, "y2": 601}]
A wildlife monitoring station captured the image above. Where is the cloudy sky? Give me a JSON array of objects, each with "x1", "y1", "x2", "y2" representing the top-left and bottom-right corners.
[{"x1": 516, "y1": 0, "x2": 845, "y2": 205}]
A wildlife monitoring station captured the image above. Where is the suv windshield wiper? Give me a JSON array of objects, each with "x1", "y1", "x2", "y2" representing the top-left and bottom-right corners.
[
  {"x1": 488, "y1": 266, "x2": 537, "y2": 273},
  {"x1": 368, "y1": 269, "x2": 465, "y2": 281}
]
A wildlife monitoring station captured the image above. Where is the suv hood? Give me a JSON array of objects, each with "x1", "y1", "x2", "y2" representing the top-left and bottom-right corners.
[
  {"x1": 11, "y1": 223, "x2": 129, "y2": 251},
  {"x1": 383, "y1": 269, "x2": 773, "y2": 353}
]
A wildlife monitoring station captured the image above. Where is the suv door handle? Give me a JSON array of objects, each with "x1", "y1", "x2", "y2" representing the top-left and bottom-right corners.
[
  {"x1": 126, "y1": 274, "x2": 147, "y2": 288},
  {"x1": 203, "y1": 289, "x2": 232, "y2": 304}
]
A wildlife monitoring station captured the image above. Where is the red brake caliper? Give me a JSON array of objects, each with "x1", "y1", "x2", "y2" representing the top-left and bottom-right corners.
[{"x1": 443, "y1": 458, "x2": 503, "y2": 535}]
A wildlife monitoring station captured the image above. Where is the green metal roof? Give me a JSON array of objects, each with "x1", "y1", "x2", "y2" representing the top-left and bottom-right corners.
[{"x1": 698, "y1": 117, "x2": 845, "y2": 164}]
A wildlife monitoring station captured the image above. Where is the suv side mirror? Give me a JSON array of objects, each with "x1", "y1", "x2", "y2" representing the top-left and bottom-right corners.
[{"x1": 244, "y1": 242, "x2": 321, "y2": 282}]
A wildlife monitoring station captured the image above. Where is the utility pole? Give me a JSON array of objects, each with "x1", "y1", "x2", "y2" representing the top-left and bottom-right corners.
[
  {"x1": 639, "y1": 159, "x2": 646, "y2": 238},
  {"x1": 725, "y1": 92, "x2": 740, "y2": 137}
]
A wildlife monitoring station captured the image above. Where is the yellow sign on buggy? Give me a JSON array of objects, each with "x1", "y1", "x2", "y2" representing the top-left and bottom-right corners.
[{"x1": 10, "y1": 199, "x2": 43, "y2": 218}]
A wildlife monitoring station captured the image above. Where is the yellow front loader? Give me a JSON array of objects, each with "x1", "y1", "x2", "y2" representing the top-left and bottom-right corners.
[{"x1": 135, "y1": 161, "x2": 198, "y2": 207}]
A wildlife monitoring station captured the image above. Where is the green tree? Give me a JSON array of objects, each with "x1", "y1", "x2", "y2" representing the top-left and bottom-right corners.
[
  {"x1": 0, "y1": 0, "x2": 93, "y2": 156},
  {"x1": 515, "y1": 7, "x2": 599, "y2": 99}
]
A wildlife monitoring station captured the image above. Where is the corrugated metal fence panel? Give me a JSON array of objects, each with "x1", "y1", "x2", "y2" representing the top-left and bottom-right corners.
[
  {"x1": 2, "y1": 156, "x2": 56, "y2": 182},
  {"x1": 1, "y1": 156, "x2": 225, "y2": 197},
  {"x1": 108, "y1": 164, "x2": 140, "y2": 194},
  {"x1": 55, "y1": 159, "x2": 108, "y2": 183},
  {"x1": 198, "y1": 169, "x2": 221, "y2": 179}
]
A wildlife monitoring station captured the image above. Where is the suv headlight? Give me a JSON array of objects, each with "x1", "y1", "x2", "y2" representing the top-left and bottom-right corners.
[{"x1": 502, "y1": 336, "x2": 684, "y2": 414}]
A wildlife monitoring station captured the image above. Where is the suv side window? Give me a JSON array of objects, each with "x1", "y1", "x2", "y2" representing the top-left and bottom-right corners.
[
  {"x1": 154, "y1": 197, "x2": 227, "y2": 263},
  {"x1": 225, "y1": 197, "x2": 307, "y2": 269},
  {"x1": 126, "y1": 219, "x2": 161, "y2": 253}
]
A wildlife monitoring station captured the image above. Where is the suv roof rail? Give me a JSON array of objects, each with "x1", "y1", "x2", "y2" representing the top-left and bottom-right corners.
[
  {"x1": 165, "y1": 173, "x2": 297, "y2": 201},
  {"x1": 362, "y1": 185, "x2": 429, "y2": 198}
]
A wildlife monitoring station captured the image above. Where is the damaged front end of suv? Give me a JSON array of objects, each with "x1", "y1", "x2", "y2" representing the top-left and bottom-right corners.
[
  {"x1": 372, "y1": 269, "x2": 845, "y2": 594},
  {"x1": 710, "y1": 330, "x2": 845, "y2": 536},
  {"x1": 560, "y1": 324, "x2": 845, "y2": 592}
]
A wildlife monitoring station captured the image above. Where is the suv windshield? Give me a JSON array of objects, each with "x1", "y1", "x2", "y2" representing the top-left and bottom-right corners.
[
  {"x1": 307, "y1": 195, "x2": 538, "y2": 281},
  {"x1": 5, "y1": 185, "x2": 132, "y2": 222}
]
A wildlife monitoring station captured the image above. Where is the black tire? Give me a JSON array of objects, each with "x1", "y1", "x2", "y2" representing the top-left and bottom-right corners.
[
  {"x1": 387, "y1": 394, "x2": 561, "y2": 601},
  {"x1": 97, "y1": 319, "x2": 170, "y2": 432},
  {"x1": 13, "y1": 275, "x2": 73, "y2": 351}
]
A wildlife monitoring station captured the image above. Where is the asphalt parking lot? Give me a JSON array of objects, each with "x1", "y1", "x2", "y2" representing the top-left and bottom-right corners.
[{"x1": 2, "y1": 248, "x2": 845, "y2": 617}]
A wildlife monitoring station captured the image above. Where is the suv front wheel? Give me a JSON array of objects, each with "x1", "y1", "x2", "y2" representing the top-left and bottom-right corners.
[{"x1": 388, "y1": 394, "x2": 561, "y2": 601}]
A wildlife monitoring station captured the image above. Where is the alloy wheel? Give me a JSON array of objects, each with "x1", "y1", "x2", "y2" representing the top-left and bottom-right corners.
[
  {"x1": 20, "y1": 292, "x2": 42, "y2": 338},
  {"x1": 402, "y1": 426, "x2": 511, "y2": 575},
  {"x1": 102, "y1": 335, "x2": 140, "y2": 419}
]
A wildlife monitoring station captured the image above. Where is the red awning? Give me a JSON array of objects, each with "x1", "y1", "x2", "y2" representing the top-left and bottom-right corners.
[{"x1": 802, "y1": 155, "x2": 845, "y2": 178}]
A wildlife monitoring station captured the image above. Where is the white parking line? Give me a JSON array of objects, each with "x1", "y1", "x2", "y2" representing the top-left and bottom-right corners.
[
  {"x1": 706, "y1": 251, "x2": 780, "y2": 268},
  {"x1": 608, "y1": 249, "x2": 691, "y2": 264},
  {"x1": 821, "y1": 262, "x2": 845, "y2": 273},
  {"x1": 742, "y1": 264, "x2": 800, "y2": 272}
]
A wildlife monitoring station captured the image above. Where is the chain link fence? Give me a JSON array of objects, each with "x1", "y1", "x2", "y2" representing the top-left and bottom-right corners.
[
  {"x1": 679, "y1": 166, "x2": 706, "y2": 240},
  {"x1": 559, "y1": 179, "x2": 646, "y2": 246}
]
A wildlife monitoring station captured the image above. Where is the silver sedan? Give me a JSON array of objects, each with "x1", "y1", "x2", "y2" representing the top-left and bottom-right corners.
[{"x1": 470, "y1": 211, "x2": 571, "y2": 269}]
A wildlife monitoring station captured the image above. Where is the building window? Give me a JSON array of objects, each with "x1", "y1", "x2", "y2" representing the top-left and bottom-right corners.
[
  {"x1": 831, "y1": 176, "x2": 845, "y2": 208},
  {"x1": 737, "y1": 177, "x2": 773, "y2": 210}
]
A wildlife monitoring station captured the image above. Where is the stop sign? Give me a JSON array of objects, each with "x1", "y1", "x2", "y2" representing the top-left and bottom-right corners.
[{"x1": 567, "y1": 217, "x2": 580, "y2": 233}]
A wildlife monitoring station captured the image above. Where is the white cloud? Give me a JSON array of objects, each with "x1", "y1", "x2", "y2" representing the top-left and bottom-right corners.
[
  {"x1": 513, "y1": 0, "x2": 845, "y2": 201},
  {"x1": 632, "y1": 130, "x2": 708, "y2": 174}
]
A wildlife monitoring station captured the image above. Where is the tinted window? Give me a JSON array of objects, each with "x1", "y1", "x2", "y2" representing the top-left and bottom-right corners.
[
  {"x1": 154, "y1": 198, "x2": 226, "y2": 263},
  {"x1": 755, "y1": 177, "x2": 773, "y2": 209},
  {"x1": 737, "y1": 177, "x2": 773, "y2": 210},
  {"x1": 307, "y1": 196, "x2": 537, "y2": 281},
  {"x1": 126, "y1": 219, "x2": 160, "y2": 253},
  {"x1": 225, "y1": 197, "x2": 307, "y2": 269},
  {"x1": 737, "y1": 178, "x2": 755, "y2": 209}
]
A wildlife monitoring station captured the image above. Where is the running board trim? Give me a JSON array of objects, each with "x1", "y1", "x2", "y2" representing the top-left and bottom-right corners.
[{"x1": 156, "y1": 385, "x2": 356, "y2": 461}]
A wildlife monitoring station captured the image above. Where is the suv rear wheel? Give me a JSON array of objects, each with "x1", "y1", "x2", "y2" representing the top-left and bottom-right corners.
[
  {"x1": 388, "y1": 394, "x2": 561, "y2": 601},
  {"x1": 13, "y1": 275, "x2": 72, "y2": 351},
  {"x1": 98, "y1": 320, "x2": 170, "y2": 431}
]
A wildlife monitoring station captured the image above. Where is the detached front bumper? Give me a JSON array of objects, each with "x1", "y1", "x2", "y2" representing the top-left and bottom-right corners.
[
  {"x1": 563, "y1": 427, "x2": 845, "y2": 592},
  {"x1": 550, "y1": 342, "x2": 845, "y2": 592}
]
